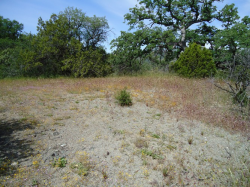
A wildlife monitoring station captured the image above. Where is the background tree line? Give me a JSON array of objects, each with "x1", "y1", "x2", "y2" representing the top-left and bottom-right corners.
[{"x1": 0, "y1": 7, "x2": 112, "y2": 78}]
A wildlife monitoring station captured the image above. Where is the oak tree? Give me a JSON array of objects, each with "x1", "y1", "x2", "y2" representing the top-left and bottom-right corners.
[{"x1": 124, "y1": 0, "x2": 225, "y2": 51}]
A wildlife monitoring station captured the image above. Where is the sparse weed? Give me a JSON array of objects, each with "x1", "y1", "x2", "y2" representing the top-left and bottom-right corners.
[
  {"x1": 153, "y1": 113, "x2": 161, "y2": 119},
  {"x1": 151, "y1": 133, "x2": 160, "y2": 139},
  {"x1": 113, "y1": 129, "x2": 125, "y2": 135},
  {"x1": 70, "y1": 162, "x2": 89, "y2": 176},
  {"x1": 142, "y1": 159, "x2": 148, "y2": 166},
  {"x1": 141, "y1": 149, "x2": 163, "y2": 159},
  {"x1": 139, "y1": 129, "x2": 146, "y2": 137},
  {"x1": 162, "y1": 167, "x2": 169, "y2": 177},
  {"x1": 32, "y1": 179, "x2": 39, "y2": 186},
  {"x1": 143, "y1": 168, "x2": 150, "y2": 177},
  {"x1": 188, "y1": 136, "x2": 193, "y2": 145},
  {"x1": 52, "y1": 157, "x2": 67, "y2": 168},
  {"x1": 117, "y1": 171, "x2": 131, "y2": 182},
  {"x1": 102, "y1": 170, "x2": 108, "y2": 180},
  {"x1": 162, "y1": 165, "x2": 175, "y2": 180},
  {"x1": 227, "y1": 163, "x2": 250, "y2": 187},
  {"x1": 166, "y1": 144, "x2": 177, "y2": 151}
]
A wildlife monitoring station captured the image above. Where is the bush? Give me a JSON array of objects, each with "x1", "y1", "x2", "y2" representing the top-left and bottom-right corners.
[
  {"x1": 215, "y1": 48, "x2": 250, "y2": 109},
  {"x1": 62, "y1": 47, "x2": 112, "y2": 77},
  {"x1": 52, "y1": 157, "x2": 67, "y2": 167},
  {"x1": 170, "y1": 43, "x2": 216, "y2": 78},
  {"x1": 115, "y1": 88, "x2": 132, "y2": 106},
  {"x1": 0, "y1": 47, "x2": 23, "y2": 78}
]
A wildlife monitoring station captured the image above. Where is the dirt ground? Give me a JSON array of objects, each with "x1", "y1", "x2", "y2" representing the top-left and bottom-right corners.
[{"x1": 0, "y1": 78, "x2": 250, "y2": 186}]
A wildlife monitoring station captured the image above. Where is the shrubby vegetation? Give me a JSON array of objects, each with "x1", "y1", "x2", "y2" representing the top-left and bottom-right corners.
[
  {"x1": 170, "y1": 43, "x2": 216, "y2": 78},
  {"x1": 0, "y1": 16, "x2": 25, "y2": 78},
  {"x1": 115, "y1": 88, "x2": 133, "y2": 106},
  {"x1": 20, "y1": 7, "x2": 111, "y2": 77},
  {"x1": 0, "y1": 7, "x2": 111, "y2": 78},
  {"x1": 110, "y1": 28, "x2": 176, "y2": 74}
]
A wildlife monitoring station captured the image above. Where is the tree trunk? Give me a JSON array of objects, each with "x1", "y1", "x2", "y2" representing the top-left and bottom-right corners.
[{"x1": 180, "y1": 25, "x2": 186, "y2": 51}]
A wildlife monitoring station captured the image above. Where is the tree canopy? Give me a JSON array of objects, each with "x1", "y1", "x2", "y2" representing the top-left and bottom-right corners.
[
  {"x1": 20, "y1": 7, "x2": 111, "y2": 77},
  {"x1": 0, "y1": 16, "x2": 23, "y2": 40},
  {"x1": 124, "y1": 0, "x2": 227, "y2": 51},
  {"x1": 110, "y1": 27, "x2": 176, "y2": 73}
]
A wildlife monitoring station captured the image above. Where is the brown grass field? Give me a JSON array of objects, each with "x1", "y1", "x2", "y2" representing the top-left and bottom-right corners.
[{"x1": 0, "y1": 74, "x2": 249, "y2": 186}]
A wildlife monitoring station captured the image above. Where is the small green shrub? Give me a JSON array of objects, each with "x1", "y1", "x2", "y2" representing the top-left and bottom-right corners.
[
  {"x1": 52, "y1": 157, "x2": 67, "y2": 168},
  {"x1": 162, "y1": 167, "x2": 169, "y2": 177},
  {"x1": 115, "y1": 88, "x2": 132, "y2": 106},
  {"x1": 70, "y1": 162, "x2": 89, "y2": 176},
  {"x1": 141, "y1": 149, "x2": 163, "y2": 159},
  {"x1": 32, "y1": 179, "x2": 39, "y2": 186},
  {"x1": 151, "y1": 134, "x2": 160, "y2": 139},
  {"x1": 170, "y1": 43, "x2": 216, "y2": 78},
  {"x1": 162, "y1": 165, "x2": 174, "y2": 178},
  {"x1": 233, "y1": 91, "x2": 249, "y2": 107}
]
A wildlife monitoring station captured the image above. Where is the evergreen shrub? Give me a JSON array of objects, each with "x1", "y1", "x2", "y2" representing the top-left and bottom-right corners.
[
  {"x1": 115, "y1": 88, "x2": 132, "y2": 106},
  {"x1": 170, "y1": 43, "x2": 216, "y2": 78}
]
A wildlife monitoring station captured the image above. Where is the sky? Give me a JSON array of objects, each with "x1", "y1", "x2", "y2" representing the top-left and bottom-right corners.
[{"x1": 0, "y1": 0, "x2": 249, "y2": 52}]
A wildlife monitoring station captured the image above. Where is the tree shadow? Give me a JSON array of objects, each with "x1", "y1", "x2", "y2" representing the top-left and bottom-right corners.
[{"x1": 0, "y1": 118, "x2": 36, "y2": 176}]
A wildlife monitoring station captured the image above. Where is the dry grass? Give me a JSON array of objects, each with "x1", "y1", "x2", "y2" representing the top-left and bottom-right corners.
[
  {"x1": 0, "y1": 74, "x2": 249, "y2": 186},
  {"x1": 2, "y1": 75, "x2": 244, "y2": 134}
]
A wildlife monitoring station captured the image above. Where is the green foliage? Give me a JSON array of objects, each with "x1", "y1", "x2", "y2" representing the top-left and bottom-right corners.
[
  {"x1": 162, "y1": 167, "x2": 169, "y2": 177},
  {"x1": 0, "y1": 38, "x2": 16, "y2": 51},
  {"x1": 52, "y1": 157, "x2": 67, "y2": 167},
  {"x1": 31, "y1": 179, "x2": 39, "y2": 186},
  {"x1": 111, "y1": 0, "x2": 239, "y2": 75},
  {"x1": 124, "y1": 0, "x2": 226, "y2": 51},
  {"x1": 233, "y1": 91, "x2": 249, "y2": 107},
  {"x1": 151, "y1": 134, "x2": 160, "y2": 139},
  {"x1": 213, "y1": 14, "x2": 250, "y2": 109},
  {"x1": 110, "y1": 28, "x2": 176, "y2": 74},
  {"x1": 0, "y1": 16, "x2": 28, "y2": 78},
  {"x1": 115, "y1": 88, "x2": 132, "y2": 106},
  {"x1": 186, "y1": 23, "x2": 218, "y2": 49},
  {"x1": 219, "y1": 49, "x2": 250, "y2": 108},
  {"x1": 70, "y1": 162, "x2": 89, "y2": 176},
  {"x1": 0, "y1": 16, "x2": 23, "y2": 40},
  {"x1": 0, "y1": 47, "x2": 23, "y2": 78},
  {"x1": 62, "y1": 47, "x2": 112, "y2": 77},
  {"x1": 214, "y1": 16, "x2": 250, "y2": 69},
  {"x1": 141, "y1": 149, "x2": 163, "y2": 159},
  {"x1": 170, "y1": 43, "x2": 216, "y2": 78},
  {"x1": 20, "y1": 7, "x2": 111, "y2": 77},
  {"x1": 217, "y1": 4, "x2": 240, "y2": 29}
]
